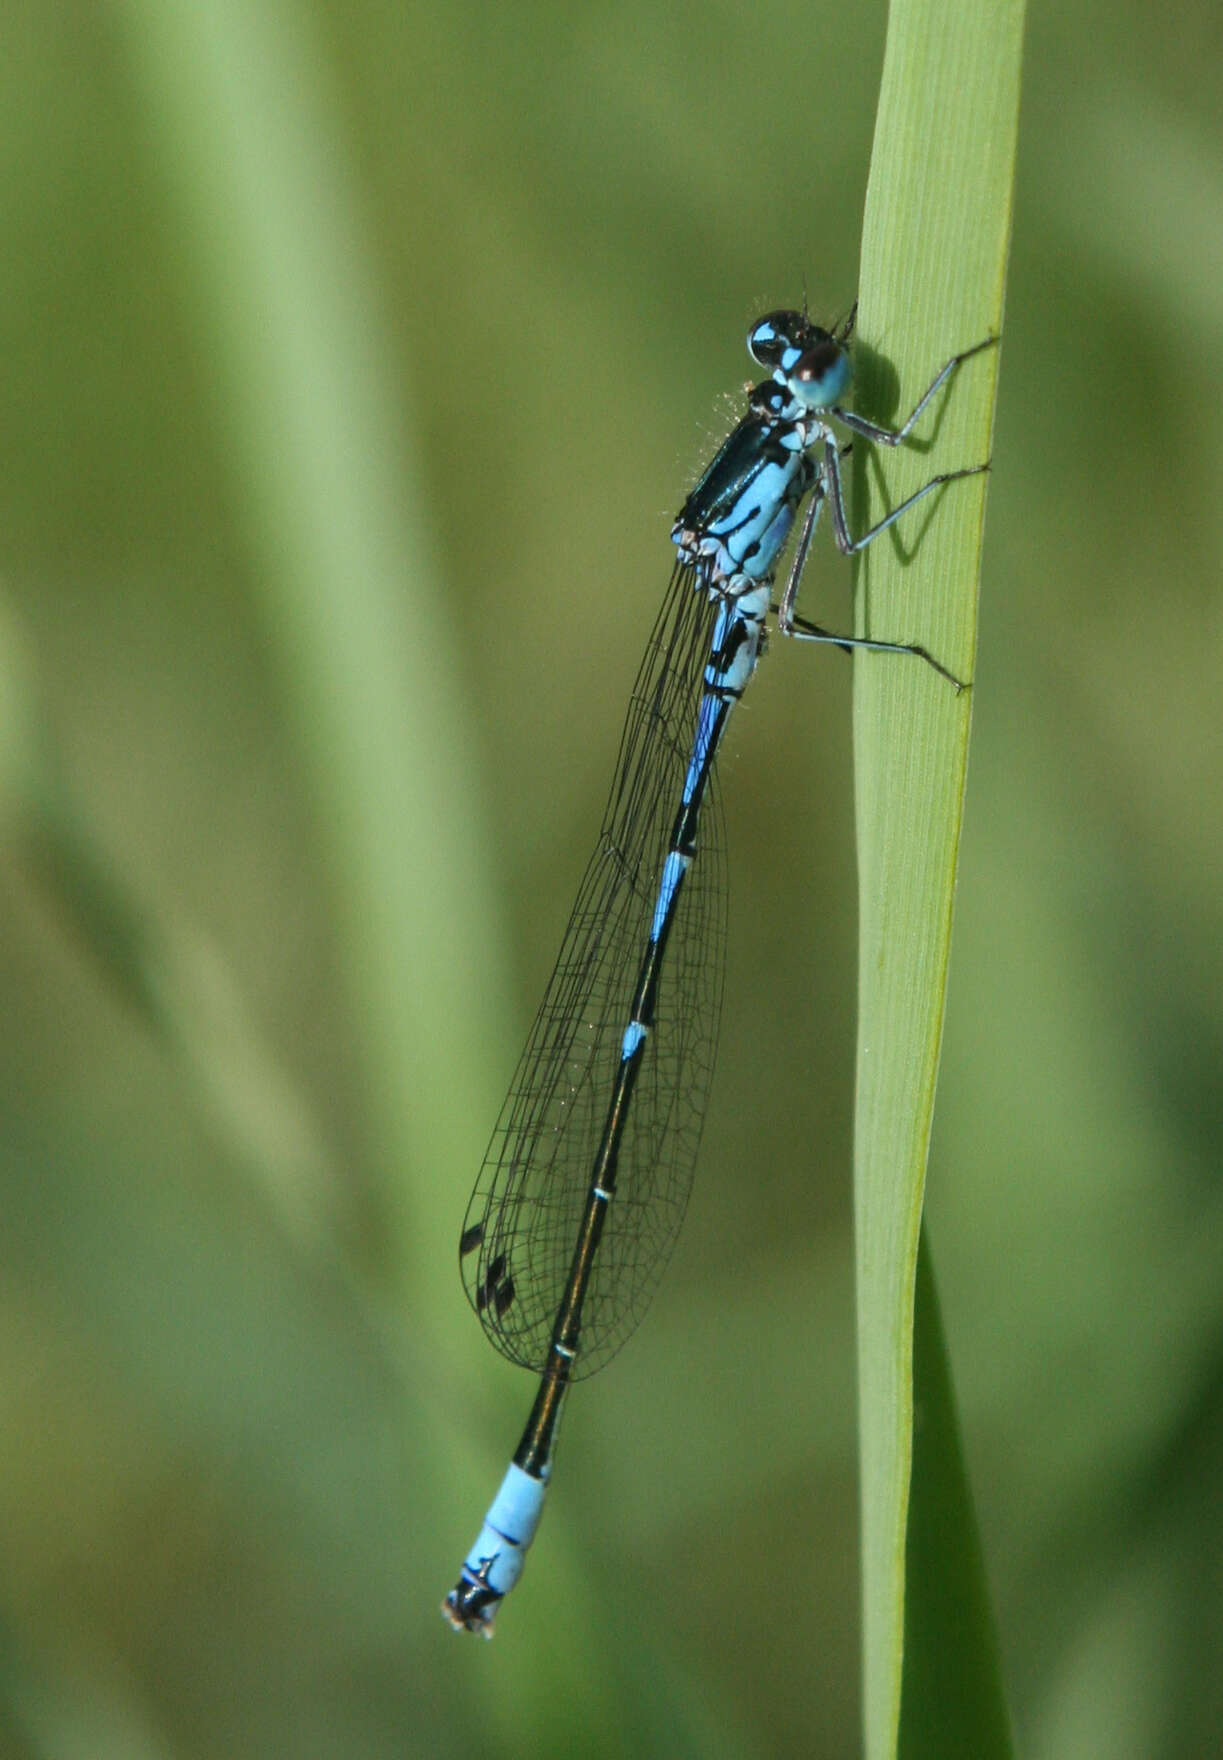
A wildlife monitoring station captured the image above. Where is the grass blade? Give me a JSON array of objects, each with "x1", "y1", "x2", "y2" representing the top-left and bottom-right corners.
[
  {"x1": 901, "y1": 1227, "x2": 1015, "y2": 1758},
  {"x1": 851, "y1": 3, "x2": 1025, "y2": 1755}
]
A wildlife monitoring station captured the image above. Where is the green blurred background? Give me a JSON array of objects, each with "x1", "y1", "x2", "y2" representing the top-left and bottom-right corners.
[{"x1": 0, "y1": 2, "x2": 1219, "y2": 1756}]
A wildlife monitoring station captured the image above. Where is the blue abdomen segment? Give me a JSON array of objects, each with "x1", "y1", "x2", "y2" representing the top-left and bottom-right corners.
[
  {"x1": 649, "y1": 848, "x2": 691, "y2": 942},
  {"x1": 443, "y1": 1462, "x2": 549, "y2": 1637}
]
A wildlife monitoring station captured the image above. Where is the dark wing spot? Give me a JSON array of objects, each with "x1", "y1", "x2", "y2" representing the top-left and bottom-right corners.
[
  {"x1": 477, "y1": 1253, "x2": 509, "y2": 1312},
  {"x1": 460, "y1": 1222, "x2": 484, "y2": 1257}
]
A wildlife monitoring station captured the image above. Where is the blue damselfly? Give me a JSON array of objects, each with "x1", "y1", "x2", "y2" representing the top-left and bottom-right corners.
[{"x1": 443, "y1": 305, "x2": 994, "y2": 1634}]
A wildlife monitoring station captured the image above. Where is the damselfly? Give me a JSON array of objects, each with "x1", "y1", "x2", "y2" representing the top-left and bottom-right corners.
[{"x1": 443, "y1": 305, "x2": 994, "y2": 1635}]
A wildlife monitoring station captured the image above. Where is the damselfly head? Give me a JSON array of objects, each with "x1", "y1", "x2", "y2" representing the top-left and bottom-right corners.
[{"x1": 748, "y1": 309, "x2": 852, "y2": 411}]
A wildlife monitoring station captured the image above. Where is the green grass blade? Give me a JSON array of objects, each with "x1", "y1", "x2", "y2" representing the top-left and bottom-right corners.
[
  {"x1": 901, "y1": 1226, "x2": 1015, "y2": 1758},
  {"x1": 851, "y1": 4, "x2": 1025, "y2": 1756}
]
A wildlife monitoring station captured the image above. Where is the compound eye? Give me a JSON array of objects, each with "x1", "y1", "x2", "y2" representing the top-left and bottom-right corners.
[
  {"x1": 792, "y1": 339, "x2": 852, "y2": 408},
  {"x1": 747, "y1": 309, "x2": 808, "y2": 369}
]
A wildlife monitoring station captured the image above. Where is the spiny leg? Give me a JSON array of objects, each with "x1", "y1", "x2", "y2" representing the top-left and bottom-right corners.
[
  {"x1": 831, "y1": 333, "x2": 997, "y2": 448},
  {"x1": 774, "y1": 439, "x2": 851, "y2": 630},
  {"x1": 773, "y1": 481, "x2": 968, "y2": 689},
  {"x1": 776, "y1": 608, "x2": 967, "y2": 692},
  {"x1": 823, "y1": 434, "x2": 990, "y2": 557}
]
